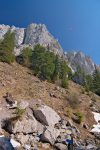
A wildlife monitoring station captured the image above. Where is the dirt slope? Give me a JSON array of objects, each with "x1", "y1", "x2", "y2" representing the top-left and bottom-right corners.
[{"x1": 0, "y1": 62, "x2": 100, "y2": 142}]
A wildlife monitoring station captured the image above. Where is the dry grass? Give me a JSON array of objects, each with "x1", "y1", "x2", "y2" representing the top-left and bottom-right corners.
[{"x1": 0, "y1": 62, "x2": 99, "y2": 141}]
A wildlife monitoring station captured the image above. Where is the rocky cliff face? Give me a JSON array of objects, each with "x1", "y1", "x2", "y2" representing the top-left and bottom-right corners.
[
  {"x1": 24, "y1": 24, "x2": 63, "y2": 55},
  {"x1": 64, "y1": 51, "x2": 96, "y2": 74},
  {"x1": 0, "y1": 23, "x2": 99, "y2": 75},
  {"x1": 0, "y1": 23, "x2": 63, "y2": 56}
]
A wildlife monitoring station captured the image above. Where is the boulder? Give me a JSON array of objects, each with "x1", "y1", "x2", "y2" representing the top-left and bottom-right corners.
[
  {"x1": 33, "y1": 105, "x2": 61, "y2": 126},
  {"x1": 13, "y1": 117, "x2": 37, "y2": 134},
  {"x1": 54, "y1": 143, "x2": 68, "y2": 150},
  {"x1": 6, "y1": 113, "x2": 38, "y2": 134},
  {"x1": 40, "y1": 126, "x2": 60, "y2": 145},
  {"x1": 15, "y1": 133, "x2": 29, "y2": 145},
  {"x1": 10, "y1": 139, "x2": 21, "y2": 148},
  {"x1": 86, "y1": 144, "x2": 97, "y2": 150},
  {"x1": 18, "y1": 101, "x2": 29, "y2": 109}
]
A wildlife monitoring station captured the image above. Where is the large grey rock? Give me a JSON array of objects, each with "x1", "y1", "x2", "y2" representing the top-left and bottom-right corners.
[
  {"x1": 64, "y1": 51, "x2": 96, "y2": 75},
  {"x1": 33, "y1": 105, "x2": 61, "y2": 126},
  {"x1": 0, "y1": 24, "x2": 10, "y2": 40},
  {"x1": 86, "y1": 144, "x2": 97, "y2": 150},
  {"x1": 0, "y1": 23, "x2": 63, "y2": 56},
  {"x1": 18, "y1": 101, "x2": 29, "y2": 109},
  {"x1": 54, "y1": 143, "x2": 68, "y2": 150},
  {"x1": 7, "y1": 113, "x2": 39, "y2": 134},
  {"x1": 12, "y1": 117, "x2": 37, "y2": 134},
  {"x1": 14, "y1": 28, "x2": 25, "y2": 45},
  {"x1": 0, "y1": 25, "x2": 25, "y2": 46},
  {"x1": 15, "y1": 133, "x2": 29, "y2": 145},
  {"x1": 24, "y1": 24, "x2": 63, "y2": 55},
  {"x1": 40, "y1": 126, "x2": 60, "y2": 145}
]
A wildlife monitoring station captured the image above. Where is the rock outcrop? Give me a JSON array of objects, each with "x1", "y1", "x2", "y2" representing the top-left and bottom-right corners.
[
  {"x1": 7, "y1": 114, "x2": 38, "y2": 134},
  {"x1": 0, "y1": 23, "x2": 63, "y2": 56},
  {"x1": 0, "y1": 24, "x2": 10, "y2": 39},
  {"x1": 0, "y1": 96, "x2": 100, "y2": 150},
  {"x1": 64, "y1": 51, "x2": 96, "y2": 75},
  {"x1": 40, "y1": 126, "x2": 60, "y2": 145},
  {"x1": 24, "y1": 24, "x2": 63, "y2": 55},
  {"x1": 0, "y1": 23, "x2": 99, "y2": 75},
  {"x1": 33, "y1": 105, "x2": 61, "y2": 126}
]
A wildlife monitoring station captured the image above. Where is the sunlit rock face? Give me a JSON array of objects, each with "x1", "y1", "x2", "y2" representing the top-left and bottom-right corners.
[
  {"x1": 0, "y1": 25, "x2": 25, "y2": 46},
  {"x1": 24, "y1": 24, "x2": 63, "y2": 55},
  {"x1": 64, "y1": 51, "x2": 96, "y2": 75},
  {"x1": 0, "y1": 24, "x2": 10, "y2": 39},
  {"x1": 0, "y1": 23, "x2": 63, "y2": 56}
]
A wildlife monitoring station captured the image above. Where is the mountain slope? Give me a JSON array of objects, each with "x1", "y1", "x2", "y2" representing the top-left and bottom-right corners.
[
  {"x1": 0, "y1": 62, "x2": 100, "y2": 149},
  {"x1": 0, "y1": 23, "x2": 100, "y2": 75}
]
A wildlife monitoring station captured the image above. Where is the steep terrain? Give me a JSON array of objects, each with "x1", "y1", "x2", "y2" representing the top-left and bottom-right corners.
[
  {"x1": 0, "y1": 23, "x2": 100, "y2": 149},
  {"x1": 0, "y1": 62, "x2": 100, "y2": 149},
  {"x1": 0, "y1": 23, "x2": 100, "y2": 75},
  {"x1": 0, "y1": 24, "x2": 63, "y2": 56}
]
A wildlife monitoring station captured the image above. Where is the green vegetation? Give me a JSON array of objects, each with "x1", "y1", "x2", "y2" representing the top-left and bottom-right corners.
[
  {"x1": 65, "y1": 107, "x2": 73, "y2": 118},
  {"x1": 0, "y1": 31, "x2": 99, "y2": 95},
  {"x1": 67, "y1": 93, "x2": 80, "y2": 109},
  {"x1": 84, "y1": 70, "x2": 100, "y2": 96},
  {"x1": 92, "y1": 70, "x2": 100, "y2": 96},
  {"x1": 19, "y1": 44, "x2": 71, "y2": 88},
  {"x1": 72, "y1": 67, "x2": 85, "y2": 85},
  {"x1": 32, "y1": 45, "x2": 56, "y2": 81},
  {"x1": 73, "y1": 67, "x2": 100, "y2": 96},
  {"x1": 0, "y1": 31, "x2": 15, "y2": 64},
  {"x1": 19, "y1": 47, "x2": 33, "y2": 67},
  {"x1": 13, "y1": 107, "x2": 26, "y2": 118},
  {"x1": 76, "y1": 111, "x2": 84, "y2": 124},
  {"x1": 84, "y1": 75, "x2": 93, "y2": 92}
]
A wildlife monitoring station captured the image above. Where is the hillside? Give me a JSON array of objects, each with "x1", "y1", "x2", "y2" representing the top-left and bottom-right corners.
[
  {"x1": 0, "y1": 23, "x2": 100, "y2": 75},
  {"x1": 0, "y1": 23, "x2": 100, "y2": 150},
  {"x1": 0, "y1": 62, "x2": 100, "y2": 149}
]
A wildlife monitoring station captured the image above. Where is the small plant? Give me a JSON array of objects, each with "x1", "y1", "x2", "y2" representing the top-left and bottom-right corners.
[
  {"x1": 76, "y1": 111, "x2": 84, "y2": 124},
  {"x1": 13, "y1": 107, "x2": 26, "y2": 118},
  {"x1": 65, "y1": 107, "x2": 72, "y2": 118},
  {"x1": 67, "y1": 93, "x2": 80, "y2": 109},
  {"x1": 33, "y1": 104, "x2": 40, "y2": 110},
  {"x1": 81, "y1": 87, "x2": 85, "y2": 94}
]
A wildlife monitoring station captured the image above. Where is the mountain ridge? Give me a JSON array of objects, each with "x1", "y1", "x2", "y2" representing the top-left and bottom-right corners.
[{"x1": 0, "y1": 23, "x2": 100, "y2": 74}]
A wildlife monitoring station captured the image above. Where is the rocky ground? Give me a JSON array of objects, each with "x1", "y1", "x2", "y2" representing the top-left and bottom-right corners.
[{"x1": 0, "y1": 62, "x2": 100, "y2": 150}]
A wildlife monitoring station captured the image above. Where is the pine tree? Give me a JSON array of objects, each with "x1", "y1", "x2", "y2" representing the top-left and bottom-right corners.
[
  {"x1": 19, "y1": 47, "x2": 33, "y2": 67},
  {"x1": 0, "y1": 30, "x2": 15, "y2": 64},
  {"x1": 84, "y1": 75, "x2": 93, "y2": 92},
  {"x1": 92, "y1": 70, "x2": 100, "y2": 96}
]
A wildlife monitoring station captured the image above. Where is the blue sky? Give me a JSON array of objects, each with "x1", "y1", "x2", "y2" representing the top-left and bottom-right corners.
[{"x1": 0, "y1": 0, "x2": 100, "y2": 64}]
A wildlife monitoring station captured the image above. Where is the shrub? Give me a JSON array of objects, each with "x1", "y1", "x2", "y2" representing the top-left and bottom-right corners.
[
  {"x1": 13, "y1": 107, "x2": 26, "y2": 118},
  {"x1": 67, "y1": 93, "x2": 80, "y2": 109},
  {"x1": 18, "y1": 47, "x2": 33, "y2": 67},
  {"x1": 76, "y1": 111, "x2": 84, "y2": 124},
  {"x1": 65, "y1": 107, "x2": 73, "y2": 118}
]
